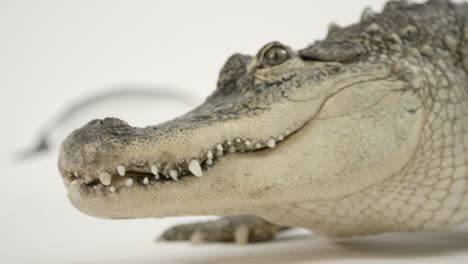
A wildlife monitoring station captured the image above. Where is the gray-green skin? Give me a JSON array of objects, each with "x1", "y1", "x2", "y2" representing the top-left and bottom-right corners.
[{"x1": 58, "y1": 0, "x2": 468, "y2": 244}]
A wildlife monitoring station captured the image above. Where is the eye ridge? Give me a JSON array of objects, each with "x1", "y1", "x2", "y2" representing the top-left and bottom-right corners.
[{"x1": 264, "y1": 46, "x2": 290, "y2": 66}]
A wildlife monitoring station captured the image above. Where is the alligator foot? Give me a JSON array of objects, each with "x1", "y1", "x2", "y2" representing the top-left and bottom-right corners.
[{"x1": 157, "y1": 215, "x2": 289, "y2": 245}]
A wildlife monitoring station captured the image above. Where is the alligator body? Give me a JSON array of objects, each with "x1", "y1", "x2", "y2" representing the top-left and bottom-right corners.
[{"x1": 59, "y1": 0, "x2": 468, "y2": 243}]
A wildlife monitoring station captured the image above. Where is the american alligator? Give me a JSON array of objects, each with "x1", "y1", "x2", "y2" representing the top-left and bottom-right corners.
[{"x1": 58, "y1": 0, "x2": 468, "y2": 244}]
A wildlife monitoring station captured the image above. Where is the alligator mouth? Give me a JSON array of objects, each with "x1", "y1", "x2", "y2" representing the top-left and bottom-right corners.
[{"x1": 62, "y1": 120, "x2": 307, "y2": 195}]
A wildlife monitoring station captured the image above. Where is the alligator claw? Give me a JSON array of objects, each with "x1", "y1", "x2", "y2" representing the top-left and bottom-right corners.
[{"x1": 157, "y1": 215, "x2": 288, "y2": 245}]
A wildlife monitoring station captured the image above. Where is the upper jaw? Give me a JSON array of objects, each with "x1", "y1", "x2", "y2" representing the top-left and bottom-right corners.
[
  {"x1": 58, "y1": 99, "x2": 313, "y2": 196},
  {"x1": 59, "y1": 123, "x2": 305, "y2": 195}
]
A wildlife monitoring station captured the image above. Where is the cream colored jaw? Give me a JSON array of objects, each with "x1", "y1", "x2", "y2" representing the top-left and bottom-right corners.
[{"x1": 62, "y1": 118, "x2": 308, "y2": 195}]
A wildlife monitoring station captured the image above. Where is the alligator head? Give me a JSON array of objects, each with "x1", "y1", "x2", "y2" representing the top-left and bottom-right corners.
[{"x1": 59, "y1": 25, "x2": 427, "y2": 218}]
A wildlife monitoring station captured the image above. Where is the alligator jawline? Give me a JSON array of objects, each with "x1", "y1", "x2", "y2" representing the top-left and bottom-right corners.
[{"x1": 63, "y1": 120, "x2": 308, "y2": 195}]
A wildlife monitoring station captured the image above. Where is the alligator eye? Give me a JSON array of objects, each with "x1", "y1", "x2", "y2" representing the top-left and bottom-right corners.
[{"x1": 264, "y1": 46, "x2": 290, "y2": 66}]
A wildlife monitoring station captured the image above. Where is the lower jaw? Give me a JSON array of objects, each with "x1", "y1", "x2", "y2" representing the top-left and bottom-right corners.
[
  {"x1": 66, "y1": 129, "x2": 313, "y2": 219},
  {"x1": 66, "y1": 145, "x2": 286, "y2": 218}
]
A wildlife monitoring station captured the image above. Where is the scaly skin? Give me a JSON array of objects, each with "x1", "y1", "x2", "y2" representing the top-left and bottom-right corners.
[{"x1": 58, "y1": 0, "x2": 468, "y2": 243}]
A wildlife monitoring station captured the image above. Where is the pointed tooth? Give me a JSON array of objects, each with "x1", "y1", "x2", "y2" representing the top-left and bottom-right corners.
[
  {"x1": 117, "y1": 165, "x2": 126, "y2": 176},
  {"x1": 206, "y1": 158, "x2": 213, "y2": 165},
  {"x1": 244, "y1": 140, "x2": 251, "y2": 146},
  {"x1": 206, "y1": 150, "x2": 213, "y2": 159},
  {"x1": 99, "y1": 172, "x2": 112, "y2": 186},
  {"x1": 254, "y1": 142, "x2": 262, "y2": 149},
  {"x1": 73, "y1": 171, "x2": 79, "y2": 177},
  {"x1": 216, "y1": 144, "x2": 223, "y2": 151},
  {"x1": 266, "y1": 138, "x2": 276, "y2": 148},
  {"x1": 151, "y1": 164, "x2": 160, "y2": 180},
  {"x1": 188, "y1": 159, "x2": 203, "y2": 177},
  {"x1": 235, "y1": 137, "x2": 242, "y2": 143},
  {"x1": 124, "y1": 178, "x2": 134, "y2": 187},
  {"x1": 70, "y1": 179, "x2": 78, "y2": 185},
  {"x1": 277, "y1": 134, "x2": 284, "y2": 141},
  {"x1": 84, "y1": 175, "x2": 93, "y2": 183},
  {"x1": 228, "y1": 146, "x2": 236, "y2": 153},
  {"x1": 169, "y1": 169, "x2": 179, "y2": 180},
  {"x1": 226, "y1": 140, "x2": 232, "y2": 146},
  {"x1": 150, "y1": 164, "x2": 159, "y2": 175},
  {"x1": 109, "y1": 186, "x2": 116, "y2": 193},
  {"x1": 143, "y1": 177, "x2": 149, "y2": 185}
]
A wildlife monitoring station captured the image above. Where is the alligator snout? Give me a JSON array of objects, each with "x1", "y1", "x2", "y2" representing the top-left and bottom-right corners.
[
  {"x1": 65, "y1": 117, "x2": 133, "y2": 151},
  {"x1": 58, "y1": 117, "x2": 135, "y2": 178}
]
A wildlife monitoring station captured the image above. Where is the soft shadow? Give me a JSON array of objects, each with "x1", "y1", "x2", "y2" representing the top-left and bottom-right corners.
[
  {"x1": 72, "y1": 227, "x2": 468, "y2": 264},
  {"x1": 165, "y1": 230, "x2": 468, "y2": 264}
]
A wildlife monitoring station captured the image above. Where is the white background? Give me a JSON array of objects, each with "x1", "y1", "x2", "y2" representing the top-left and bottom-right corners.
[{"x1": 1, "y1": 0, "x2": 467, "y2": 263}]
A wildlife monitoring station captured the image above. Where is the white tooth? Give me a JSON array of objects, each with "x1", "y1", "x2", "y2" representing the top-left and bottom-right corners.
[
  {"x1": 206, "y1": 158, "x2": 213, "y2": 165},
  {"x1": 99, "y1": 172, "x2": 112, "y2": 186},
  {"x1": 206, "y1": 150, "x2": 213, "y2": 159},
  {"x1": 216, "y1": 149, "x2": 223, "y2": 157},
  {"x1": 254, "y1": 142, "x2": 262, "y2": 149},
  {"x1": 266, "y1": 138, "x2": 276, "y2": 148},
  {"x1": 277, "y1": 134, "x2": 284, "y2": 141},
  {"x1": 70, "y1": 180, "x2": 77, "y2": 185},
  {"x1": 235, "y1": 138, "x2": 242, "y2": 143},
  {"x1": 169, "y1": 169, "x2": 179, "y2": 180},
  {"x1": 228, "y1": 146, "x2": 236, "y2": 153},
  {"x1": 216, "y1": 144, "x2": 223, "y2": 151},
  {"x1": 226, "y1": 140, "x2": 232, "y2": 146},
  {"x1": 125, "y1": 178, "x2": 134, "y2": 187},
  {"x1": 150, "y1": 164, "x2": 159, "y2": 176},
  {"x1": 84, "y1": 175, "x2": 93, "y2": 183},
  {"x1": 188, "y1": 159, "x2": 203, "y2": 177},
  {"x1": 117, "y1": 165, "x2": 126, "y2": 176},
  {"x1": 143, "y1": 177, "x2": 149, "y2": 185},
  {"x1": 285, "y1": 129, "x2": 291, "y2": 135},
  {"x1": 109, "y1": 186, "x2": 116, "y2": 193},
  {"x1": 73, "y1": 171, "x2": 79, "y2": 177},
  {"x1": 244, "y1": 140, "x2": 251, "y2": 146}
]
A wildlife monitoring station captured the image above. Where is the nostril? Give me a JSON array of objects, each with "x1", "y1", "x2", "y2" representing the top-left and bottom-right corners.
[
  {"x1": 85, "y1": 118, "x2": 128, "y2": 128},
  {"x1": 102, "y1": 117, "x2": 129, "y2": 127},
  {"x1": 87, "y1": 119, "x2": 103, "y2": 126}
]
